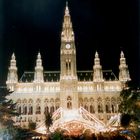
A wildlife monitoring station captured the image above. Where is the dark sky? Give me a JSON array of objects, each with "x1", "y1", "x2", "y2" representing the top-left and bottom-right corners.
[{"x1": 0, "y1": 0, "x2": 139, "y2": 86}]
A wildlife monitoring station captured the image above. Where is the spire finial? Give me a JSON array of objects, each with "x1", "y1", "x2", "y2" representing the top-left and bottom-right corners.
[
  {"x1": 12, "y1": 53, "x2": 15, "y2": 60},
  {"x1": 120, "y1": 51, "x2": 124, "y2": 58},
  {"x1": 65, "y1": 1, "x2": 69, "y2": 15},
  {"x1": 95, "y1": 51, "x2": 99, "y2": 58},
  {"x1": 37, "y1": 51, "x2": 41, "y2": 59}
]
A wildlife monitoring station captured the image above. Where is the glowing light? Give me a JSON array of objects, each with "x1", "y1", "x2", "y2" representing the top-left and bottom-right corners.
[{"x1": 35, "y1": 107, "x2": 121, "y2": 134}]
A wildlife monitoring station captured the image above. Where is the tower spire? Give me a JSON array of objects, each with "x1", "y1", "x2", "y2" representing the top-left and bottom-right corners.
[
  {"x1": 119, "y1": 51, "x2": 131, "y2": 82},
  {"x1": 60, "y1": 2, "x2": 78, "y2": 109},
  {"x1": 6, "y1": 53, "x2": 18, "y2": 91},
  {"x1": 65, "y1": 1, "x2": 69, "y2": 15},
  {"x1": 60, "y1": 2, "x2": 77, "y2": 80},
  {"x1": 34, "y1": 52, "x2": 44, "y2": 83},
  {"x1": 61, "y1": 2, "x2": 74, "y2": 42},
  {"x1": 93, "y1": 51, "x2": 103, "y2": 82}
]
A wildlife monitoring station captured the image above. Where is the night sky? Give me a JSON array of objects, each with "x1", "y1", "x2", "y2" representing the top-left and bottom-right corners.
[{"x1": 0, "y1": 0, "x2": 139, "y2": 86}]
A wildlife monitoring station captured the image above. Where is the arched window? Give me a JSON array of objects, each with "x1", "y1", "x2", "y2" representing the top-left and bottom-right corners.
[
  {"x1": 67, "y1": 96, "x2": 72, "y2": 109},
  {"x1": 18, "y1": 106, "x2": 21, "y2": 114},
  {"x1": 105, "y1": 97, "x2": 110, "y2": 113},
  {"x1": 111, "y1": 97, "x2": 117, "y2": 113},
  {"x1": 84, "y1": 104, "x2": 88, "y2": 111},
  {"x1": 23, "y1": 106, "x2": 27, "y2": 115},
  {"x1": 111, "y1": 105, "x2": 115, "y2": 113},
  {"x1": 36, "y1": 105, "x2": 41, "y2": 114},
  {"x1": 28, "y1": 99, "x2": 33, "y2": 104},
  {"x1": 98, "y1": 104, "x2": 103, "y2": 113},
  {"x1": 44, "y1": 106, "x2": 49, "y2": 114},
  {"x1": 23, "y1": 99, "x2": 27, "y2": 104},
  {"x1": 36, "y1": 99, "x2": 41, "y2": 104},
  {"x1": 90, "y1": 105, "x2": 94, "y2": 113},
  {"x1": 97, "y1": 97, "x2": 103, "y2": 113},
  {"x1": 28, "y1": 105, "x2": 33, "y2": 115},
  {"x1": 105, "y1": 104, "x2": 110, "y2": 113}
]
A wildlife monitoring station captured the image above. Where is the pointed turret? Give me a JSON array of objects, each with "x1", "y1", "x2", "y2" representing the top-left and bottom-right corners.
[
  {"x1": 34, "y1": 52, "x2": 44, "y2": 83},
  {"x1": 93, "y1": 51, "x2": 103, "y2": 82},
  {"x1": 61, "y1": 2, "x2": 74, "y2": 43},
  {"x1": 6, "y1": 53, "x2": 18, "y2": 91},
  {"x1": 119, "y1": 51, "x2": 130, "y2": 82}
]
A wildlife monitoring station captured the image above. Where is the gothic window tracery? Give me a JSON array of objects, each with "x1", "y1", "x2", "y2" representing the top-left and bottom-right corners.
[
  {"x1": 90, "y1": 98, "x2": 94, "y2": 103},
  {"x1": 36, "y1": 98, "x2": 41, "y2": 104},
  {"x1": 44, "y1": 98, "x2": 49, "y2": 103},
  {"x1": 28, "y1": 99, "x2": 33, "y2": 104},
  {"x1": 23, "y1": 99, "x2": 27, "y2": 104}
]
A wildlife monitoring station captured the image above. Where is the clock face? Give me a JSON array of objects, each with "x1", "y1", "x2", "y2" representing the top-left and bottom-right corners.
[{"x1": 66, "y1": 44, "x2": 71, "y2": 49}]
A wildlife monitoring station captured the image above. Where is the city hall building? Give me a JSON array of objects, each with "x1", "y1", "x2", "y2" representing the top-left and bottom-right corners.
[{"x1": 6, "y1": 3, "x2": 130, "y2": 130}]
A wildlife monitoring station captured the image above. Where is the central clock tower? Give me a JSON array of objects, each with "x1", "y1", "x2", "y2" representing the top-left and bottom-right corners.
[
  {"x1": 60, "y1": 2, "x2": 78, "y2": 110},
  {"x1": 60, "y1": 2, "x2": 77, "y2": 80}
]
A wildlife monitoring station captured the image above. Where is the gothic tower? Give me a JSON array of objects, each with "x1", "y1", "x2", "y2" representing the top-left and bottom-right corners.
[
  {"x1": 34, "y1": 52, "x2": 44, "y2": 91},
  {"x1": 6, "y1": 53, "x2": 18, "y2": 91},
  {"x1": 119, "y1": 51, "x2": 131, "y2": 83},
  {"x1": 93, "y1": 51, "x2": 104, "y2": 91},
  {"x1": 60, "y1": 2, "x2": 78, "y2": 109},
  {"x1": 34, "y1": 52, "x2": 44, "y2": 83}
]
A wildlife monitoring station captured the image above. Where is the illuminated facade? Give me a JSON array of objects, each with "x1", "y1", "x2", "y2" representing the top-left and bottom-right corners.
[{"x1": 6, "y1": 3, "x2": 130, "y2": 128}]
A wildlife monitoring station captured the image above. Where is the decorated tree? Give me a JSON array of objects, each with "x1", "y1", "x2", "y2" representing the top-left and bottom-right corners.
[
  {"x1": 0, "y1": 87, "x2": 18, "y2": 127},
  {"x1": 120, "y1": 82, "x2": 140, "y2": 130},
  {"x1": 0, "y1": 86, "x2": 18, "y2": 139}
]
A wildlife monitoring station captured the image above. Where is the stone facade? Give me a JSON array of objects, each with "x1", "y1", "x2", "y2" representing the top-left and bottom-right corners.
[{"x1": 6, "y1": 3, "x2": 130, "y2": 127}]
